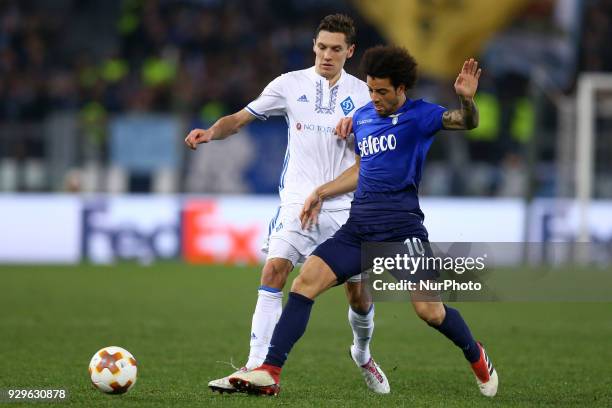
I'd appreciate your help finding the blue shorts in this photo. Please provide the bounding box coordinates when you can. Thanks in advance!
[312,215,430,284]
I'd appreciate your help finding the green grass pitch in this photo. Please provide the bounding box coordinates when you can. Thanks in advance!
[1,263,611,407]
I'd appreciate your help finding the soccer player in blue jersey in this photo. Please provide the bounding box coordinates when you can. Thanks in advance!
[230,45,498,397]
[186,15,389,395]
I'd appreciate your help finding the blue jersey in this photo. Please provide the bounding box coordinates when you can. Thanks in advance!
[351,98,447,223]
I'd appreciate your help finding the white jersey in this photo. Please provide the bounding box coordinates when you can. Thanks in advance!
[246,66,370,210]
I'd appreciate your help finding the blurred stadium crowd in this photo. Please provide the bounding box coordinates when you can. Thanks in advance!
[0,0,610,197]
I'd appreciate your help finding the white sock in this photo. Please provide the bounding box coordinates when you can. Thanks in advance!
[348,305,374,366]
[245,288,283,370]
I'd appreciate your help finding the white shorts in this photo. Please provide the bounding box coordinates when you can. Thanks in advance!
[261,204,364,283]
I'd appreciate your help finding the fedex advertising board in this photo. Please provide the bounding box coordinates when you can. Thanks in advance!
[0,195,611,264]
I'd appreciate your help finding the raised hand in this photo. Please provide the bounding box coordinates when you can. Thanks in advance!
[454,58,481,99]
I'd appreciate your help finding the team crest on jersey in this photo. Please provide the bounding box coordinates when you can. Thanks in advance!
[340,96,355,116]
[389,112,403,125]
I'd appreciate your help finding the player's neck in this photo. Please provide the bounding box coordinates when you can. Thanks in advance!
[327,72,341,87]
[316,68,342,87]
[388,94,407,115]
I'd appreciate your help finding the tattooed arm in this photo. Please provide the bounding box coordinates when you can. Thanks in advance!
[442,96,479,130]
[442,58,482,130]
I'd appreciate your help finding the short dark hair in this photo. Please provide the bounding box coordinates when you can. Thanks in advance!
[360,45,418,89]
[315,14,356,46]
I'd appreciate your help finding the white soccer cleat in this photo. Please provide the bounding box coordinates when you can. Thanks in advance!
[350,346,390,394]
[208,367,247,394]
[470,342,498,397]
[229,366,280,396]
[478,369,498,397]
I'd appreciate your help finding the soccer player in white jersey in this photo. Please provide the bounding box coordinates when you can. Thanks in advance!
[184,14,389,394]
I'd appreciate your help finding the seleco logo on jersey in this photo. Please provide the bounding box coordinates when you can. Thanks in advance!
[340,96,355,116]
[358,134,397,157]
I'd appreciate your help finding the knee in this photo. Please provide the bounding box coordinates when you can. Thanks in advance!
[261,259,293,289]
[290,256,337,299]
[291,271,312,293]
[414,303,446,326]
[290,264,321,297]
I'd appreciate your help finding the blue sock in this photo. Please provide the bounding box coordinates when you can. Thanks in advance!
[264,292,314,368]
[431,305,480,363]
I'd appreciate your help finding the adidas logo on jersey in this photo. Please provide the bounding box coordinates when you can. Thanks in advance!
[297,94,308,102]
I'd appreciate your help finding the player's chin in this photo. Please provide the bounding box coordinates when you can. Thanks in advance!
[320,64,335,72]
[374,106,386,115]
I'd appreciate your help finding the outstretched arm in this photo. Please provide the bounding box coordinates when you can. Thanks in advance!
[300,155,360,229]
[442,58,482,130]
[184,109,255,150]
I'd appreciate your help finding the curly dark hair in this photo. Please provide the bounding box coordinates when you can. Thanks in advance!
[360,45,418,89]
[315,14,356,46]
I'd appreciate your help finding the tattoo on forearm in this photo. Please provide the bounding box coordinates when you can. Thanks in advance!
[461,97,479,129]
[442,97,479,130]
